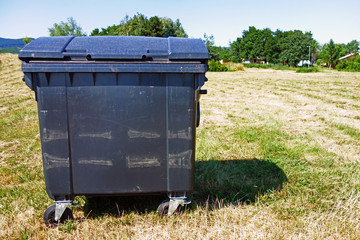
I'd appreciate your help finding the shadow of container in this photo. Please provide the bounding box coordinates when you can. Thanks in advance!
[82,158,286,217]
[194,159,287,204]
[83,194,167,217]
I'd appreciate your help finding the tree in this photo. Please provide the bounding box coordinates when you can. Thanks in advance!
[169,19,188,38]
[90,14,188,38]
[22,37,32,45]
[261,28,277,63]
[149,16,164,37]
[346,40,359,54]
[230,38,242,62]
[279,31,315,67]
[126,13,150,36]
[273,29,293,63]
[203,33,216,60]
[202,33,231,61]
[235,27,264,60]
[230,27,280,63]
[161,18,188,38]
[49,17,86,36]
[322,39,340,68]
[230,27,318,65]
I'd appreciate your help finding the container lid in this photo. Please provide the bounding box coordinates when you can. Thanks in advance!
[19,36,209,60]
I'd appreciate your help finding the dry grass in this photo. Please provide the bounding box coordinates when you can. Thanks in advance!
[1,53,360,239]
[227,62,245,71]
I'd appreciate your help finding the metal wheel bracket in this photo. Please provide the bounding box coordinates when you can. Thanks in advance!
[168,197,191,216]
[55,201,72,221]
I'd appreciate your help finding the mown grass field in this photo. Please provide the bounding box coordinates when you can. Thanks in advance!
[1,53,360,239]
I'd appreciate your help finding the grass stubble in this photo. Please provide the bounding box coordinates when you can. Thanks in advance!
[1,54,360,239]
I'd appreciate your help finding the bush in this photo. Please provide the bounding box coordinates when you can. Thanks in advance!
[208,60,228,72]
[243,63,294,71]
[336,56,360,72]
[296,66,320,73]
[316,59,324,65]
[243,63,321,72]
[228,63,244,71]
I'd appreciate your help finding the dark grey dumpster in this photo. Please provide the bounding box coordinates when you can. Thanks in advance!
[19,36,208,225]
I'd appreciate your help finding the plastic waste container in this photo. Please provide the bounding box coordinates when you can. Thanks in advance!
[19,36,208,225]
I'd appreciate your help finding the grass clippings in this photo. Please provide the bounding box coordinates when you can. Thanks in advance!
[1,54,360,239]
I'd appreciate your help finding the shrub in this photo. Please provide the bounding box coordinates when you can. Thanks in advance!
[228,63,244,71]
[336,55,360,72]
[296,66,320,73]
[316,59,323,65]
[208,60,228,72]
[244,63,294,71]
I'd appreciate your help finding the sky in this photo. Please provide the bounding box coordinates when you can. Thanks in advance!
[0,0,359,47]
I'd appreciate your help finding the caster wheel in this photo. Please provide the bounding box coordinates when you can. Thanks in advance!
[43,204,73,227]
[157,200,184,216]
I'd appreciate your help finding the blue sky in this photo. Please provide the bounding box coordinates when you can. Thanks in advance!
[0,0,359,47]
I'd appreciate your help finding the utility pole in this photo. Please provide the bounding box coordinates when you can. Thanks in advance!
[308,46,311,69]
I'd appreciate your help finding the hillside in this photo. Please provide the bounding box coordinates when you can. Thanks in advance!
[0,38,26,48]
[0,37,28,53]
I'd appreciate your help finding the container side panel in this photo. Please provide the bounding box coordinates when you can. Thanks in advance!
[37,87,71,199]
[167,73,195,192]
[68,85,167,194]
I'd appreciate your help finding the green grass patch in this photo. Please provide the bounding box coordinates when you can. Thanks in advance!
[195,122,360,218]
[335,123,360,140]
[244,63,294,71]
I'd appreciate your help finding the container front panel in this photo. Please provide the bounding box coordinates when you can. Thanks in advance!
[66,73,196,195]
[68,85,168,194]
[35,72,197,197]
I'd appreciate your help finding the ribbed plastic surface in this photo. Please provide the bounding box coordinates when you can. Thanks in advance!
[19,36,209,60]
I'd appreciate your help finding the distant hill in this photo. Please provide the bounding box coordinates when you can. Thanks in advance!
[0,38,26,48]
[0,37,32,54]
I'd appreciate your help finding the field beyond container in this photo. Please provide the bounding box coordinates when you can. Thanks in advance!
[1,53,360,239]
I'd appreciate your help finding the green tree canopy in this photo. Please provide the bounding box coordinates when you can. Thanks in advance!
[230,27,317,65]
[231,27,268,62]
[161,18,187,38]
[202,33,231,61]
[345,40,359,54]
[322,39,341,68]
[90,13,188,38]
[148,16,164,37]
[49,17,86,36]
[279,31,315,66]
[22,37,33,45]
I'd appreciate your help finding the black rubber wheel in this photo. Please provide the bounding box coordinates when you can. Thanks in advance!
[157,200,170,215]
[157,200,185,216]
[43,204,73,227]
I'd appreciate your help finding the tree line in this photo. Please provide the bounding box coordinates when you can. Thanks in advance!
[90,14,187,38]
[48,15,187,39]
[46,15,359,69]
[206,27,359,68]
